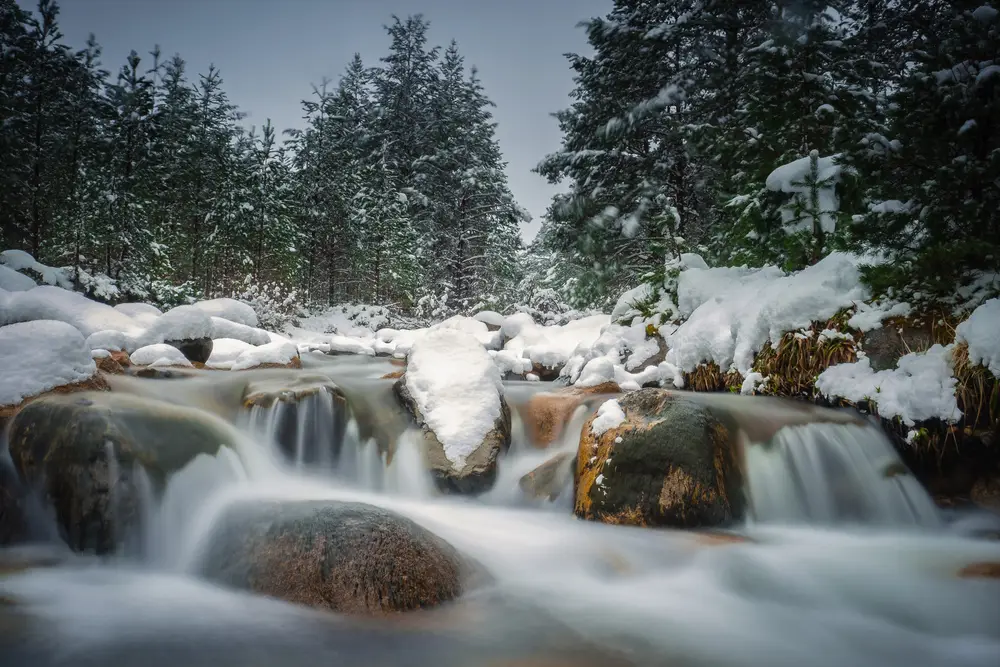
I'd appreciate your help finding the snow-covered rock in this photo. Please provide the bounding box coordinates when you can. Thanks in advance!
[432,315,502,350]
[326,335,376,356]
[230,340,299,371]
[210,316,270,346]
[85,330,128,353]
[191,298,258,328]
[472,310,504,329]
[591,399,626,436]
[0,264,36,291]
[397,329,510,494]
[113,302,163,328]
[205,338,256,370]
[153,305,214,342]
[130,344,193,368]
[815,344,960,426]
[0,249,72,288]
[0,320,98,406]
[956,298,1000,377]
[503,313,610,371]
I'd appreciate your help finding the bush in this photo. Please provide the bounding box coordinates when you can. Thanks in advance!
[235,276,300,331]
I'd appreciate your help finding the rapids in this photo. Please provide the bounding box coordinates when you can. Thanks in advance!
[2,353,999,667]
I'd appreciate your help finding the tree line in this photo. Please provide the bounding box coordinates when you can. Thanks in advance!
[530,0,999,309]
[0,1,525,311]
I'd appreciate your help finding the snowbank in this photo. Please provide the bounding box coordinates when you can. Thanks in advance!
[152,305,213,341]
[666,253,867,374]
[591,399,626,436]
[815,344,960,426]
[0,264,36,291]
[210,316,270,346]
[955,298,1000,377]
[503,313,610,370]
[230,340,299,371]
[0,285,146,347]
[405,329,504,467]
[0,249,72,288]
[0,320,97,405]
[191,298,258,328]
[295,304,390,338]
[130,344,193,368]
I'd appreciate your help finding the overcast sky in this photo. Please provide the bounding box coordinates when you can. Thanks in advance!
[44,0,611,242]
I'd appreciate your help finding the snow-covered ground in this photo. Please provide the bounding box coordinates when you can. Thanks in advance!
[2,248,999,436]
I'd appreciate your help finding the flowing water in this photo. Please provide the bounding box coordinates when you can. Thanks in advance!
[2,354,999,667]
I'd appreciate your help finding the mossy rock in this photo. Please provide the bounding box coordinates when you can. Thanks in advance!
[574,389,744,528]
[394,379,511,495]
[197,499,473,615]
[7,392,242,553]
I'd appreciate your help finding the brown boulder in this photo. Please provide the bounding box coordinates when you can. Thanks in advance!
[522,382,621,448]
[519,452,575,501]
[197,499,472,614]
[574,389,744,528]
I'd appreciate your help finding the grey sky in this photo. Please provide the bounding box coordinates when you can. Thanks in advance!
[47,0,611,242]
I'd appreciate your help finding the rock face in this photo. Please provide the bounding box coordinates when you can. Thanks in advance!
[164,336,213,364]
[395,379,511,494]
[862,324,934,371]
[522,382,621,448]
[519,452,575,501]
[198,499,470,614]
[574,389,744,528]
[7,392,241,553]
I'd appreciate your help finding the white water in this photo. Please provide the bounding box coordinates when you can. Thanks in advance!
[3,362,1000,667]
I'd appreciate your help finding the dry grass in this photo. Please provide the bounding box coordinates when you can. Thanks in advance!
[683,363,743,393]
[752,329,857,398]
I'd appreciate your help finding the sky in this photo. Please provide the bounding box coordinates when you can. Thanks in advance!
[43,0,612,243]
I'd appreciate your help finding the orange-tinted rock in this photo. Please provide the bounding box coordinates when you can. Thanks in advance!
[381,369,405,380]
[958,562,1000,579]
[522,383,621,448]
[96,354,124,374]
[0,374,110,421]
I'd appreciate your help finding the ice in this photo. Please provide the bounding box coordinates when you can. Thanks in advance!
[591,398,626,436]
[955,297,1000,377]
[404,329,504,467]
[0,320,97,406]
[130,344,193,367]
[815,344,960,426]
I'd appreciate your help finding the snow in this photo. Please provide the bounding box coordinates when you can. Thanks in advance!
[114,302,162,328]
[848,301,912,332]
[230,340,299,371]
[404,329,504,468]
[0,320,97,406]
[0,264,36,291]
[665,253,867,374]
[210,316,270,346]
[610,284,654,323]
[91,349,111,359]
[0,249,72,288]
[130,344,193,368]
[191,298,258,328]
[86,330,127,352]
[205,338,255,370]
[432,315,502,350]
[0,285,147,348]
[625,336,661,370]
[741,372,769,395]
[591,399,626,437]
[503,314,610,370]
[955,298,1000,377]
[976,64,1000,85]
[577,357,616,388]
[473,310,504,327]
[295,304,389,338]
[152,305,213,341]
[765,152,843,234]
[973,5,999,22]
[489,349,533,376]
[815,344,960,426]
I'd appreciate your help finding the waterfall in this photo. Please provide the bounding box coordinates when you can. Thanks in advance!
[745,421,942,527]
[245,388,346,470]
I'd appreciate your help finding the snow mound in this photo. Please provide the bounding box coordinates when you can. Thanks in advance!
[432,315,502,349]
[577,357,616,388]
[0,249,72,288]
[230,340,299,371]
[294,303,387,338]
[153,305,213,341]
[815,344,960,426]
[472,310,504,327]
[205,338,256,370]
[405,329,504,467]
[86,330,128,352]
[0,285,146,347]
[504,314,610,370]
[114,302,163,328]
[666,253,868,374]
[130,344,193,368]
[489,349,533,376]
[0,264,36,291]
[0,320,97,406]
[210,317,270,346]
[591,399,626,437]
[191,298,258,328]
[327,335,376,356]
[955,298,1000,377]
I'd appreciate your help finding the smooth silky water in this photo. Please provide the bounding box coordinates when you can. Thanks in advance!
[2,353,999,667]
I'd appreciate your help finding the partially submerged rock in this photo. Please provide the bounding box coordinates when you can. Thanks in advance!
[519,452,575,501]
[394,329,512,495]
[521,382,621,448]
[7,392,242,553]
[574,389,744,528]
[197,499,471,614]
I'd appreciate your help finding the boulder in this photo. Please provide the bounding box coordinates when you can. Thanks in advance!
[519,452,575,501]
[574,389,744,528]
[971,471,1000,512]
[530,362,562,382]
[197,499,471,614]
[862,323,934,372]
[95,353,124,374]
[164,336,213,364]
[7,392,242,553]
[242,373,348,466]
[522,382,621,448]
[395,380,511,494]
[0,459,28,546]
